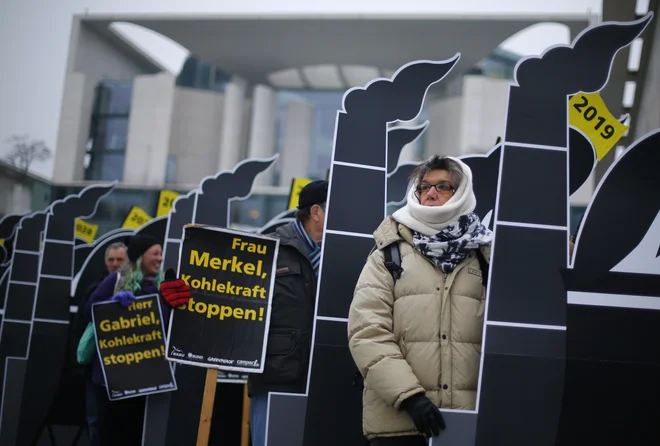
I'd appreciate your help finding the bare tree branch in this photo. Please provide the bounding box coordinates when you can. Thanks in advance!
[3,134,52,173]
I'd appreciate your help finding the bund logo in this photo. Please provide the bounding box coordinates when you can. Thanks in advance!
[170,346,185,358]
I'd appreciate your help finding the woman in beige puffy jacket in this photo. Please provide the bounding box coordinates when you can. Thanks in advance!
[348,155,493,446]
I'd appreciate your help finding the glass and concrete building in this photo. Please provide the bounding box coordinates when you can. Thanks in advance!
[48,8,654,235]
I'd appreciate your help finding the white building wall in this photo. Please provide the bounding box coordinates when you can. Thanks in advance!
[169,86,225,184]
[239,100,252,162]
[217,81,246,172]
[73,22,148,82]
[248,85,277,186]
[460,76,510,154]
[52,73,93,183]
[633,17,660,140]
[280,101,314,186]
[123,72,176,186]
[54,19,157,183]
[426,96,463,158]
[0,178,32,216]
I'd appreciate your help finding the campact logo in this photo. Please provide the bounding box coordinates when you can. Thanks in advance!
[188,352,204,360]
[236,359,260,367]
[170,346,185,358]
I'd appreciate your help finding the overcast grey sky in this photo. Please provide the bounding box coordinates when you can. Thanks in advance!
[0,0,602,178]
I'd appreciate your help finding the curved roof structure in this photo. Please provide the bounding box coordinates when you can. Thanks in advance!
[82,14,589,89]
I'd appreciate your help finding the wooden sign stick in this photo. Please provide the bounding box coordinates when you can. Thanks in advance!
[241,383,251,446]
[196,369,219,446]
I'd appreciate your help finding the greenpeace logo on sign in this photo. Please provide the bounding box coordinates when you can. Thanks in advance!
[170,346,185,358]
[208,357,234,365]
[236,359,260,367]
[188,353,204,360]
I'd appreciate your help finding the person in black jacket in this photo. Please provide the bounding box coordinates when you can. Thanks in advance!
[248,180,328,446]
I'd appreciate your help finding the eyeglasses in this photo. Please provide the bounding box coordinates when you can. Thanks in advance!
[416,182,456,195]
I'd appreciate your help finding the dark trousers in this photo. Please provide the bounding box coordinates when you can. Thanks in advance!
[85,375,100,445]
[94,385,145,446]
[370,436,427,446]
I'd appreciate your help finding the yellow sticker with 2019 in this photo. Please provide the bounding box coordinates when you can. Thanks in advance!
[569,93,628,161]
[157,190,180,217]
[122,207,153,229]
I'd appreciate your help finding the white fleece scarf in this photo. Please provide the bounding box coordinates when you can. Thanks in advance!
[392,157,478,236]
[392,156,492,272]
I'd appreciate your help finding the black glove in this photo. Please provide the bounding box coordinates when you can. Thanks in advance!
[400,393,446,437]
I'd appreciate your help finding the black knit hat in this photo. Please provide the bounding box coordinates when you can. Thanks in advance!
[127,234,161,263]
[298,180,328,209]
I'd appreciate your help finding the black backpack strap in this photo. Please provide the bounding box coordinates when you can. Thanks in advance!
[475,248,489,290]
[383,243,403,284]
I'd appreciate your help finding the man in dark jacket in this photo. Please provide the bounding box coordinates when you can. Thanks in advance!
[248,180,328,446]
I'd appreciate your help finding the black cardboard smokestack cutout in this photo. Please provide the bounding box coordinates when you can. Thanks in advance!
[259,57,460,446]
[558,129,660,445]
[0,183,115,446]
[386,123,429,206]
[258,14,651,446]
[142,156,278,446]
[0,214,24,266]
[456,127,597,231]
[256,209,297,235]
[473,14,651,446]
[0,210,47,445]
[0,214,25,313]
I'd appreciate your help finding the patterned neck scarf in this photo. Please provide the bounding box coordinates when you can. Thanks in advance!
[412,213,493,273]
[293,219,321,276]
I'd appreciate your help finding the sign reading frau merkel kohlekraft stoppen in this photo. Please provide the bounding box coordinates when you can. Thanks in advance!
[166,225,279,373]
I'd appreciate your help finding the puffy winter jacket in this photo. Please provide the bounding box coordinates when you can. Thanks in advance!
[348,216,490,439]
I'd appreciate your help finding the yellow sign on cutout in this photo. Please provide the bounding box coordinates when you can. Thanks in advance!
[122,207,153,229]
[287,178,313,210]
[569,92,628,161]
[75,219,98,244]
[157,190,181,217]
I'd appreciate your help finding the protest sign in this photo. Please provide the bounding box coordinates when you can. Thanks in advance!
[75,218,98,244]
[92,294,177,400]
[218,371,249,384]
[287,178,312,210]
[157,189,181,217]
[122,206,153,229]
[166,225,279,373]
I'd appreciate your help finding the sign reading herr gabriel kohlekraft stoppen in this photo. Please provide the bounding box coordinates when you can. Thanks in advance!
[92,294,177,401]
[166,225,279,373]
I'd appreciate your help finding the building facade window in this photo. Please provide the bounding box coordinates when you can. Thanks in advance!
[176,55,231,93]
[274,90,344,180]
[85,80,133,182]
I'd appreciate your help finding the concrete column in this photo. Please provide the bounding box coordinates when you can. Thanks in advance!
[169,87,224,184]
[425,97,463,158]
[123,72,176,187]
[280,101,314,186]
[248,84,277,186]
[218,81,246,172]
[53,72,94,182]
